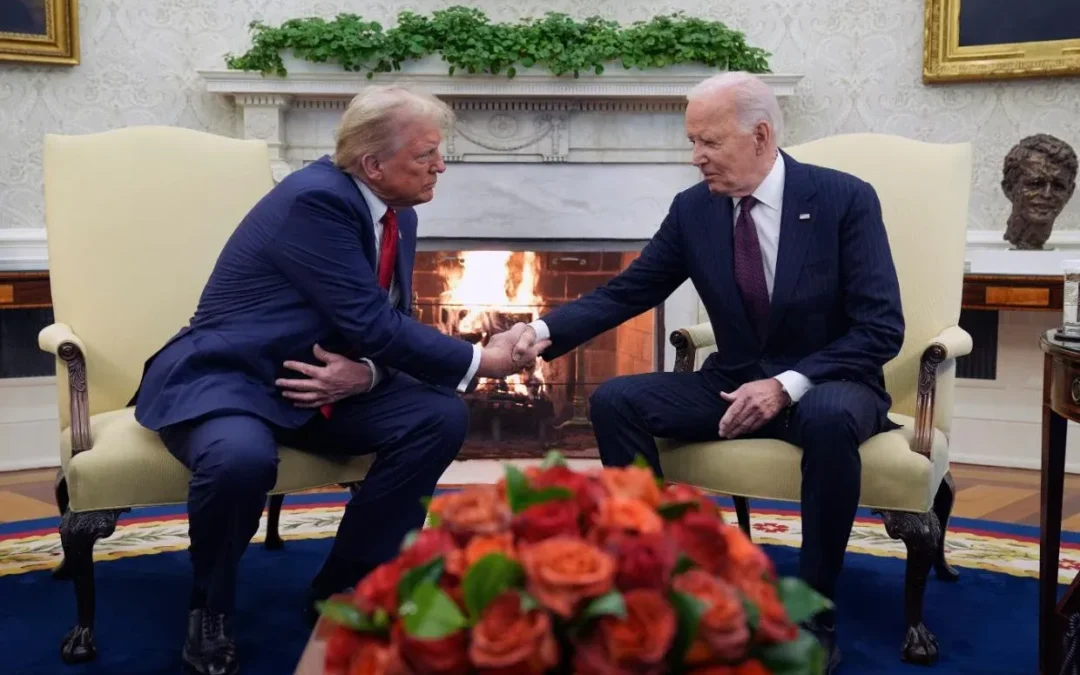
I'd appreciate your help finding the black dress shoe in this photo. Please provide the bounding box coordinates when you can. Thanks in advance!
[182,608,239,675]
[802,615,842,674]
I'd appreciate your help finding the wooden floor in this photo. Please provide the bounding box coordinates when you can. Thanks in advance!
[1,463,1077,528]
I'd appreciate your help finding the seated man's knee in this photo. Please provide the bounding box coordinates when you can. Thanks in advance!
[798,404,860,445]
[588,376,635,421]
[202,438,278,494]
[422,394,470,452]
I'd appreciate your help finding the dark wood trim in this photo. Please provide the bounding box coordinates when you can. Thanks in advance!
[0,271,51,310]
[962,273,1062,312]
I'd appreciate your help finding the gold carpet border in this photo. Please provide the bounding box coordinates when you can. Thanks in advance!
[1,507,1073,583]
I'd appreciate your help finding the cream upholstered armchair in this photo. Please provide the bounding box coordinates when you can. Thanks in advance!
[39,127,373,664]
[657,134,973,666]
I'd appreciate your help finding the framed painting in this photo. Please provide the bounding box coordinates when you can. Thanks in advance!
[924,0,1080,83]
[0,0,78,66]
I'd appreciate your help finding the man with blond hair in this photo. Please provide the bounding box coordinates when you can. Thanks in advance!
[511,71,904,672]
[132,86,545,675]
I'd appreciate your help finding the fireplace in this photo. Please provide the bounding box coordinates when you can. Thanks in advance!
[412,247,660,458]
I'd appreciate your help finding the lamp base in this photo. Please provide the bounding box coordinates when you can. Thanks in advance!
[1055,324,1080,342]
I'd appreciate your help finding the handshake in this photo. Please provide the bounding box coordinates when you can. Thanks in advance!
[475,323,549,379]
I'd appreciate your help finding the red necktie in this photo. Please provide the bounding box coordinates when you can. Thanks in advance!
[320,208,398,419]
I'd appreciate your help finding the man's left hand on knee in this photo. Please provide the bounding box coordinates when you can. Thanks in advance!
[719,378,791,438]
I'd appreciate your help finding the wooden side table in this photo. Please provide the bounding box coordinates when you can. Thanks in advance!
[1039,330,1080,674]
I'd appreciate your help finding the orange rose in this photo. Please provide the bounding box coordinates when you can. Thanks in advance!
[668,511,730,576]
[521,536,616,618]
[591,497,664,546]
[445,532,516,578]
[573,589,676,675]
[469,592,559,674]
[428,486,511,542]
[718,526,775,584]
[672,569,750,663]
[512,498,582,543]
[600,466,662,507]
[392,622,471,675]
[685,662,768,675]
[740,580,798,644]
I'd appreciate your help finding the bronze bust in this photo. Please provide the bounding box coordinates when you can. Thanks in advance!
[1001,134,1077,250]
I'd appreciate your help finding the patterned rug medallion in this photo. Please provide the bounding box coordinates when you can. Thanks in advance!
[0,491,1069,674]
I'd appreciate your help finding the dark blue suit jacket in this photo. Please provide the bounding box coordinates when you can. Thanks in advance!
[133,156,474,432]
[541,152,905,415]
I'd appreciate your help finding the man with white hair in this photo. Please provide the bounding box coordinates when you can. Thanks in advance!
[511,71,904,671]
[132,86,547,675]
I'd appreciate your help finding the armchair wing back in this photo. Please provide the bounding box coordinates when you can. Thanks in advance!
[784,134,972,433]
[42,126,274,428]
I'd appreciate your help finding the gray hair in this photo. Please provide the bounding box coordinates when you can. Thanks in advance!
[334,85,454,171]
[687,72,783,144]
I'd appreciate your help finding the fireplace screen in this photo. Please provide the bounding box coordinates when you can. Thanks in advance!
[412,250,658,458]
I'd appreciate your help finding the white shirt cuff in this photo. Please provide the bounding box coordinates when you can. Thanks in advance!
[457,344,483,393]
[358,358,381,392]
[774,370,812,404]
[529,319,550,342]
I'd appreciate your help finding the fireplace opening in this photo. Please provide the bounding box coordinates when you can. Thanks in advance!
[412,249,659,459]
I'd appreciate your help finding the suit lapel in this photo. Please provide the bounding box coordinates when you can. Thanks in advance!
[766,152,817,339]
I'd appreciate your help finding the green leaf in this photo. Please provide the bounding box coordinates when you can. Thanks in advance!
[462,553,525,621]
[632,454,652,469]
[673,554,696,575]
[667,590,706,671]
[398,556,445,604]
[399,580,468,639]
[503,464,572,513]
[540,449,568,469]
[741,595,760,635]
[316,599,377,632]
[516,589,540,612]
[754,628,827,675]
[582,591,626,620]
[657,501,697,520]
[776,578,834,626]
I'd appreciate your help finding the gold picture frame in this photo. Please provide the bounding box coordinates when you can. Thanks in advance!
[0,0,79,66]
[923,0,1080,83]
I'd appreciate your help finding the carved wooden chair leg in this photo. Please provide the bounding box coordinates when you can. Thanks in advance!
[52,474,72,580]
[932,471,959,582]
[733,496,752,538]
[875,508,942,665]
[264,494,286,550]
[58,508,125,664]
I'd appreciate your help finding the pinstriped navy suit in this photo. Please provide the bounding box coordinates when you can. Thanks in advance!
[538,150,905,599]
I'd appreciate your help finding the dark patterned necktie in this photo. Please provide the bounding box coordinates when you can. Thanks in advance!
[733,196,770,340]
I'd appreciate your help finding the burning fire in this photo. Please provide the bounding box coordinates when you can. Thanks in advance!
[435,251,546,397]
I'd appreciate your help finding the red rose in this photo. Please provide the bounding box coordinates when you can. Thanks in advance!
[740,580,798,644]
[684,663,769,675]
[353,560,403,616]
[324,625,369,674]
[573,589,676,675]
[660,482,720,518]
[392,622,471,675]
[527,465,608,517]
[605,532,676,591]
[668,511,730,576]
[398,528,458,570]
[512,498,582,543]
[469,592,560,674]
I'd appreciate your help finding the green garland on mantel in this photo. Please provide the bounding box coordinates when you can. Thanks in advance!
[224,6,771,79]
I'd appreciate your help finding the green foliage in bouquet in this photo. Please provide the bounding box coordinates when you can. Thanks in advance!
[224,7,771,79]
[317,451,830,675]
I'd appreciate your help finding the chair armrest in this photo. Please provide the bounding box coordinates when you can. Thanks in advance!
[670,322,716,373]
[38,323,92,453]
[913,325,972,457]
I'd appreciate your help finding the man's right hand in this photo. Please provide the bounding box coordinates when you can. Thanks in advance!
[477,323,550,378]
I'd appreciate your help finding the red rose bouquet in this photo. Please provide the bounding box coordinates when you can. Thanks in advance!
[317,452,831,675]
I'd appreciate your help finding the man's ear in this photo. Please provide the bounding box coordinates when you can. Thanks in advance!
[358,154,381,181]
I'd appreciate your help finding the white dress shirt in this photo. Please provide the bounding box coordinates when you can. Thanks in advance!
[530,153,813,404]
[353,178,482,393]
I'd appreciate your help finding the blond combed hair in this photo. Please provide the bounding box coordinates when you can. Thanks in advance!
[333,85,454,172]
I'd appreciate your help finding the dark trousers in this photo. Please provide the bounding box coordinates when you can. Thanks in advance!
[588,367,885,601]
[159,372,468,615]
